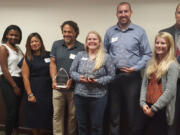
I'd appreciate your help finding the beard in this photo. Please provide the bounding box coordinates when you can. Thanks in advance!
[118,18,131,28]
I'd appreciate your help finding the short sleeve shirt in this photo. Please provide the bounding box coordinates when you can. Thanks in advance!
[50,40,84,74]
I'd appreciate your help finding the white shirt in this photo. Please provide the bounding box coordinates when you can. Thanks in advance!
[0,44,23,77]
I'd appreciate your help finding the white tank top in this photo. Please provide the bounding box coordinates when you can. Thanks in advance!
[0,44,23,77]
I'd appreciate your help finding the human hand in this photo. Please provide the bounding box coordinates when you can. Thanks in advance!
[146,108,155,117]
[28,95,36,103]
[120,67,135,73]
[66,78,72,89]
[52,80,60,90]
[13,85,21,96]
[142,104,155,117]
[87,77,97,83]
[80,75,88,83]
[142,104,150,114]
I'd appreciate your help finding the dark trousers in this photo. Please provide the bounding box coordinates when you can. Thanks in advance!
[0,76,23,135]
[109,71,142,135]
[134,105,168,135]
[74,94,108,135]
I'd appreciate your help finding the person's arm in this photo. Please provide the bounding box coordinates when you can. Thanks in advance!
[70,52,89,83]
[50,57,58,89]
[69,52,82,82]
[104,31,110,53]
[0,45,21,96]
[21,59,36,103]
[133,31,152,71]
[139,70,155,117]
[151,62,179,112]
[139,71,148,107]
[95,55,115,85]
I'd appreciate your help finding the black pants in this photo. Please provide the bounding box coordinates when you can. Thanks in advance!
[0,76,24,135]
[109,71,142,135]
[134,104,168,135]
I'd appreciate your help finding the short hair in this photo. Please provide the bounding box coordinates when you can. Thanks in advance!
[60,20,79,38]
[2,24,22,44]
[117,2,132,11]
[176,3,180,13]
[25,32,46,61]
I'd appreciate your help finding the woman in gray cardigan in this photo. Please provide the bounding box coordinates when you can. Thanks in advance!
[139,32,179,135]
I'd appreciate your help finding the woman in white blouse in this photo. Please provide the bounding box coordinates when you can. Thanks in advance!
[0,25,24,135]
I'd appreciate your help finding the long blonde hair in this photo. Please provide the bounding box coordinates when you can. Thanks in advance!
[84,31,105,71]
[146,32,177,80]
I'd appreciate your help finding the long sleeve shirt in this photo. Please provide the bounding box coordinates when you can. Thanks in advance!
[104,23,152,71]
[70,51,115,98]
[140,62,179,125]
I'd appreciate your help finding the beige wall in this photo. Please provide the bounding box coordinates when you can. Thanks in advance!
[0,0,179,52]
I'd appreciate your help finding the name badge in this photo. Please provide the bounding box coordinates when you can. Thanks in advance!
[69,53,76,59]
[111,37,118,43]
[81,57,88,61]
[44,58,50,63]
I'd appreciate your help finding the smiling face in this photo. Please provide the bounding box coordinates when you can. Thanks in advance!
[155,37,168,58]
[62,24,76,45]
[6,29,20,45]
[30,36,41,53]
[116,3,132,28]
[86,33,100,51]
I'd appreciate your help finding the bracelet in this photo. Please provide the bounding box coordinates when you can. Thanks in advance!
[28,93,34,98]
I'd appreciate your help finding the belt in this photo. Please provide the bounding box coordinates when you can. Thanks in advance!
[115,69,140,75]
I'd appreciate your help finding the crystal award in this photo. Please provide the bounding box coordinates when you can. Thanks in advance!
[55,68,69,88]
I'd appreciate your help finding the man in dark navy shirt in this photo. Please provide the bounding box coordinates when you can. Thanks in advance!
[50,20,83,135]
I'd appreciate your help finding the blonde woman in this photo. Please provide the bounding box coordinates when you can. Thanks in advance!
[70,31,115,135]
[139,32,179,135]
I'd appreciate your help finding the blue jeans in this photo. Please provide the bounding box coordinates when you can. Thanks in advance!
[74,94,108,135]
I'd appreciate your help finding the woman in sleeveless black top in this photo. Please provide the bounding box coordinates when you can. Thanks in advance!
[21,33,53,135]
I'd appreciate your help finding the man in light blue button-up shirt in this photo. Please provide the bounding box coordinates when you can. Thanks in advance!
[104,2,152,135]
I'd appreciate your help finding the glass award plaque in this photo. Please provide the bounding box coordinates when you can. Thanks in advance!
[55,68,69,88]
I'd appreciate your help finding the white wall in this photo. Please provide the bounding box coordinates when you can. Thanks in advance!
[0,0,179,52]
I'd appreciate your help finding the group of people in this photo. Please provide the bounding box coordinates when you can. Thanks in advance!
[0,1,180,135]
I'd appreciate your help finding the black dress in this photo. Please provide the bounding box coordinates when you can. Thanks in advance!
[24,52,52,129]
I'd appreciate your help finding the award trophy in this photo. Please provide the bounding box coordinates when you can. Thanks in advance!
[55,68,69,88]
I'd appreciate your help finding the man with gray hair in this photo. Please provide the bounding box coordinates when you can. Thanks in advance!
[50,20,84,135]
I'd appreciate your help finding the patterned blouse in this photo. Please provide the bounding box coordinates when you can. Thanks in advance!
[146,73,163,104]
[70,51,115,98]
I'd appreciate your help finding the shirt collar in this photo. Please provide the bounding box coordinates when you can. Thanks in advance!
[114,22,134,32]
[62,40,78,50]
